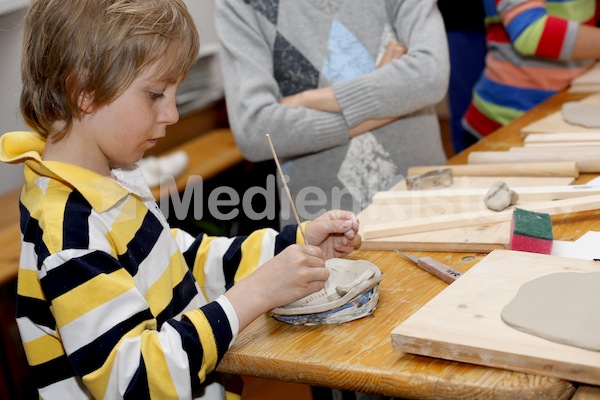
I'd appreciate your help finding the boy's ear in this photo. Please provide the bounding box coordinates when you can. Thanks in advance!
[78,89,96,114]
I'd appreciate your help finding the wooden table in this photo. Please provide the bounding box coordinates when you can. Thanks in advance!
[215,90,600,399]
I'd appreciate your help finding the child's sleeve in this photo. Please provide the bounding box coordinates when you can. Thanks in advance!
[495,0,589,60]
[173,224,300,300]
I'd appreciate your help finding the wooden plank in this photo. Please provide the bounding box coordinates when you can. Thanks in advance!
[524,141,600,147]
[524,132,600,145]
[510,146,600,153]
[390,176,575,191]
[407,162,578,178]
[391,250,600,386]
[363,194,600,240]
[467,151,600,173]
[358,204,511,252]
[372,185,600,206]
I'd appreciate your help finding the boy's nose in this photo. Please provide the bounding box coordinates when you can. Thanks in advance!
[163,99,180,125]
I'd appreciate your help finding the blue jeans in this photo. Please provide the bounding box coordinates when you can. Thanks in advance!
[446,30,486,153]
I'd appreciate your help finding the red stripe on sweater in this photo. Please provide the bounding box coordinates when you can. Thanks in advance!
[464,103,503,137]
[535,17,568,59]
[486,23,510,43]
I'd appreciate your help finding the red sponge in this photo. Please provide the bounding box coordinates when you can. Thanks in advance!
[509,208,553,254]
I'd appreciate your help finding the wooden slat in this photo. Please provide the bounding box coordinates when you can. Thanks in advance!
[372,185,600,206]
[468,151,600,173]
[524,132,600,144]
[363,194,600,240]
[407,162,579,178]
[510,146,600,153]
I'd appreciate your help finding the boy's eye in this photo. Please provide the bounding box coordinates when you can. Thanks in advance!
[149,91,165,99]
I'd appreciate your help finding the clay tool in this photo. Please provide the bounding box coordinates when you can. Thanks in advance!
[395,250,461,284]
[266,134,308,244]
[405,167,453,190]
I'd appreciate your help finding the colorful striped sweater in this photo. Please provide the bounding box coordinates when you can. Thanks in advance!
[0,131,301,399]
[463,0,598,138]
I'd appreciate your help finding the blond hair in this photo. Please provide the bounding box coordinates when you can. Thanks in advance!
[20,0,200,141]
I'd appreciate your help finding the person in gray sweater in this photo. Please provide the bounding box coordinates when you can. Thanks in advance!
[216,0,449,227]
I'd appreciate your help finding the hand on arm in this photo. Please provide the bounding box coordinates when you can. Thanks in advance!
[278,40,407,134]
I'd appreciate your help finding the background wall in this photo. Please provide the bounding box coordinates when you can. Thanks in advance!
[0,0,218,195]
[0,8,28,195]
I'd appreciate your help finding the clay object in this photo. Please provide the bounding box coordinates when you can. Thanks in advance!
[562,102,600,128]
[271,258,382,316]
[501,271,600,351]
[484,181,519,211]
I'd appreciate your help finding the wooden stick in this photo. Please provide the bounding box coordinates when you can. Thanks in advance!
[363,194,600,240]
[467,151,600,173]
[266,134,308,244]
[524,132,600,144]
[407,162,579,178]
[510,146,600,153]
[372,184,600,205]
[525,141,600,148]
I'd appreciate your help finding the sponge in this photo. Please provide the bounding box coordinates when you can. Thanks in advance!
[509,208,553,254]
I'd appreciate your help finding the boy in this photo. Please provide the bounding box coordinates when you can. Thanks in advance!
[0,0,361,398]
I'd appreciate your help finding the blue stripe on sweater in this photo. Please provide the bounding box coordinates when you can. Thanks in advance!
[476,75,556,112]
[70,308,155,376]
[118,210,163,276]
[62,191,91,250]
[275,224,297,254]
[167,318,204,391]
[41,250,122,301]
[200,301,233,364]
[124,355,151,400]
[16,294,55,329]
[30,353,76,389]
[223,236,246,290]
[155,270,199,327]
[20,202,50,269]
[505,7,547,41]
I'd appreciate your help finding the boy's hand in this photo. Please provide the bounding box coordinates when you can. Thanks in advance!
[225,244,329,330]
[305,210,361,259]
[377,39,407,68]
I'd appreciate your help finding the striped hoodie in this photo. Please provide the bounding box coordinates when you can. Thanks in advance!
[0,131,301,399]
[463,0,598,138]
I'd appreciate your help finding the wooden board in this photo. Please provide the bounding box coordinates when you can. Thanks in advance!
[521,92,600,135]
[391,249,600,386]
[358,176,574,252]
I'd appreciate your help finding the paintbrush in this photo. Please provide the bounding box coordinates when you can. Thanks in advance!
[266,134,308,245]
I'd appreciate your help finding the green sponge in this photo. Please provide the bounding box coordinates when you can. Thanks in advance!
[509,208,553,254]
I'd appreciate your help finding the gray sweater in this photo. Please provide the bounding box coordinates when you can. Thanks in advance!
[216,0,449,225]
